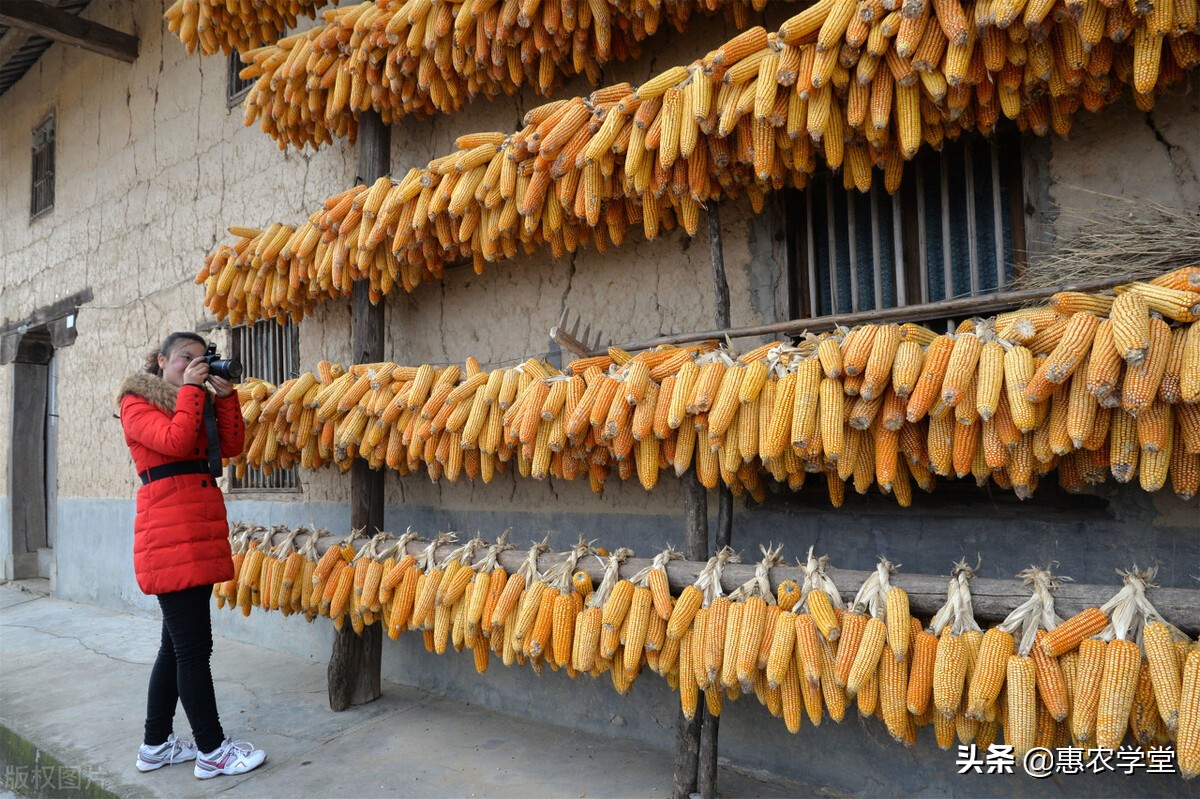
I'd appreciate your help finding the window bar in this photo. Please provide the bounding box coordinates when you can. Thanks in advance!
[991,143,1006,290]
[892,189,907,307]
[291,323,298,375]
[249,330,257,392]
[939,149,953,301]
[30,148,37,216]
[870,181,883,310]
[806,191,819,317]
[32,146,42,216]
[826,178,840,314]
[847,190,860,312]
[964,139,980,297]
[916,163,929,304]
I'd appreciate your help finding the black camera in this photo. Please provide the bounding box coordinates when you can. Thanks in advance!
[203,343,243,382]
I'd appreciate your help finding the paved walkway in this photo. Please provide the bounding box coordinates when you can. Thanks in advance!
[0,582,813,799]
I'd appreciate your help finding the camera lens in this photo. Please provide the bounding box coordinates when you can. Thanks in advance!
[210,358,243,382]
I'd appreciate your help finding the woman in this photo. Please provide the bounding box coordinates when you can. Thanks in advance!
[117,331,266,780]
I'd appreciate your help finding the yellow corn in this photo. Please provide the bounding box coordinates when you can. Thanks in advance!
[1110,291,1152,366]
[934,631,966,717]
[1178,649,1199,779]
[847,617,887,698]
[1041,607,1109,657]
[885,587,911,663]
[1007,655,1037,760]
[966,628,1014,720]
[907,630,939,716]
[1122,317,1171,417]
[1095,639,1142,750]
[1142,621,1181,732]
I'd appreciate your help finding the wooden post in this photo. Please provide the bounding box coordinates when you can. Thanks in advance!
[700,202,734,799]
[707,201,734,557]
[697,709,720,799]
[708,204,731,331]
[328,110,389,712]
[671,467,709,799]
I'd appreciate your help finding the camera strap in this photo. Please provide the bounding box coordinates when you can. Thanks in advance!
[203,394,223,479]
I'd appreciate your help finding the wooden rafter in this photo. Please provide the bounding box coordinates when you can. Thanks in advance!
[0,1,136,64]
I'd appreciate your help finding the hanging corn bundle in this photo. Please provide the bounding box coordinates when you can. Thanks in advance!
[164,0,334,55]
[166,0,769,59]
[926,559,986,749]
[218,527,1199,768]
[235,0,767,149]
[197,0,1200,324]
[1082,567,1194,754]
[224,270,1200,505]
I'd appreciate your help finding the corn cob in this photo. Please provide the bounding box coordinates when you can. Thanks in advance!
[1110,291,1152,366]
[1095,638,1142,750]
[1180,649,1199,780]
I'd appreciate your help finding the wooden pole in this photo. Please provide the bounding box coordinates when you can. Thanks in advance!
[591,273,1139,355]
[671,467,709,799]
[328,110,389,712]
[699,202,733,799]
[698,710,719,799]
[708,205,732,332]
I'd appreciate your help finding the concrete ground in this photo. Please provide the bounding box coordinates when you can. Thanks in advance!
[0,581,816,799]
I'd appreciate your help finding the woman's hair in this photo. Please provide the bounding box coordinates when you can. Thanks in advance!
[144,331,207,375]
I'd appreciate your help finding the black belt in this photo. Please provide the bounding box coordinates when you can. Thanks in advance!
[139,459,211,485]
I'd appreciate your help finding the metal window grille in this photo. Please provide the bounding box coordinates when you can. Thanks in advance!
[229,320,300,491]
[785,130,1026,330]
[30,113,55,220]
[227,49,255,105]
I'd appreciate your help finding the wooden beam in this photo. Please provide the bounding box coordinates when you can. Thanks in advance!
[328,109,390,712]
[0,1,137,64]
[604,273,1138,354]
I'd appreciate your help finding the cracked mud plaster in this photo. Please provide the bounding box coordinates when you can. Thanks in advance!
[1046,91,1200,245]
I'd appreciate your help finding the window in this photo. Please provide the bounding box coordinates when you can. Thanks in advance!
[227,49,255,106]
[784,129,1026,330]
[30,112,55,220]
[229,319,300,491]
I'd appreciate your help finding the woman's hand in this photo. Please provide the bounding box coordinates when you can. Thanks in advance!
[208,374,235,398]
[182,356,210,387]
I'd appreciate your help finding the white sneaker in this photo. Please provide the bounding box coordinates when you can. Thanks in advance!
[193,738,266,780]
[136,734,198,772]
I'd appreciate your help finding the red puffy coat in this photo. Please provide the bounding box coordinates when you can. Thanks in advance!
[118,372,245,595]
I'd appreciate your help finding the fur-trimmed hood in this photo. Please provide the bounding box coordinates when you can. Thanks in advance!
[116,372,183,415]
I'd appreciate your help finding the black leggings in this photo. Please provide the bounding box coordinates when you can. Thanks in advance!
[144,584,225,753]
